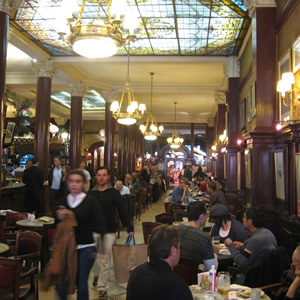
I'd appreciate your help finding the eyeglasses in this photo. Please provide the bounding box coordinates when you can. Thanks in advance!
[291,263,300,272]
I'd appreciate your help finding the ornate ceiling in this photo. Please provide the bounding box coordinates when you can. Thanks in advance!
[10,0,250,56]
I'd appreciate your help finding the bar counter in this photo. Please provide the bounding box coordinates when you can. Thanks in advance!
[1,182,26,211]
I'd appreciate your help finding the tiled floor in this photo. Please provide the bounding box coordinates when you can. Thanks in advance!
[39,191,170,300]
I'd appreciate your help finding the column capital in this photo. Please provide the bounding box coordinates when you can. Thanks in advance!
[215,92,226,104]
[102,89,118,104]
[69,82,84,97]
[244,0,276,17]
[224,57,240,78]
[0,0,22,16]
[32,60,56,78]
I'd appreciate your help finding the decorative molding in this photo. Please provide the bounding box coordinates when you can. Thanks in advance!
[7,26,13,40]
[0,0,22,16]
[215,92,226,104]
[32,60,57,78]
[244,0,276,17]
[225,57,240,78]
[69,82,84,97]
[101,89,118,103]
[275,0,298,33]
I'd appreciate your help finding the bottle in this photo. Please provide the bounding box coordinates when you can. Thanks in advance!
[209,265,216,291]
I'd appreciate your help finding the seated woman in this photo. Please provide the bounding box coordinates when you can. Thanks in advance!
[210,204,248,243]
[285,245,300,300]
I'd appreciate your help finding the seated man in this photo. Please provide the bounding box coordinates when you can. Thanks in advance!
[126,225,193,300]
[171,177,190,204]
[206,181,226,206]
[178,201,217,270]
[285,245,300,300]
[224,207,277,270]
[114,180,130,195]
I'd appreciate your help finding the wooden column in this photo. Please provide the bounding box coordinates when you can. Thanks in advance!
[191,123,194,158]
[69,83,83,169]
[104,102,115,184]
[32,61,56,178]
[0,8,9,195]
[127,125,133,174]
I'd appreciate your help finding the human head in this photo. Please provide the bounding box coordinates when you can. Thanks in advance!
[210,204,231,227]
[125,173,131,181]
[179,177,189,189]
[115,180,123,191]
[53,156,62,168]
[79,159,87,169]
[206,176,212,182]
[95,166,111,186]
[67,169,86,194]
[243,207,264,230]
[214,177,220,184]
[62,165,71,176]
[31,157,38,165]
[207,181,216,193]
[148,225,180,267]
[292,246,300,277]
[187,201,207,226]
[13,161,20,168]
[25,160,32,168]
[132,172,137,179]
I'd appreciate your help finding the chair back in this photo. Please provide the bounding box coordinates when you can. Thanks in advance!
[173,256,198,285]
[245,246,291,287]
[142,222,161,244]
[0,257,22,299]
[0,222,5,243]
[155,212,175,224]
[164,202,172,212]
[6,212,29,227]
[173,209,188,221]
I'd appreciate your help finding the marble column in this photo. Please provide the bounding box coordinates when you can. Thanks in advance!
[69,83,84,169]
[0,0,21,195]
[32,60,56,178]
[118,124,125,177]
[190,123,194,158]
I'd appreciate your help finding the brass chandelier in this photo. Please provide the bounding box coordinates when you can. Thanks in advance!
[110,51,146,125]
[139,73,164,141]
[167,102,184,149]
[59,0,139,58]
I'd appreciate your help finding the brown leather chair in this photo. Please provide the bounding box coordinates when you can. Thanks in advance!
[142,222,162,244]
[131,189,142,221]
[6,212,29,231]
[174,256,198,285]
[0,257,38,299]
[155,213,175,224]
[173,209,188,221]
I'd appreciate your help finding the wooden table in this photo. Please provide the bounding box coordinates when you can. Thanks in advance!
[0,243,9,256]
[190,284,271,300]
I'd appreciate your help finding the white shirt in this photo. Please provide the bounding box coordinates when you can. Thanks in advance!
[51,166,62,190]
[120,185,130,196]
[12,167,24,176]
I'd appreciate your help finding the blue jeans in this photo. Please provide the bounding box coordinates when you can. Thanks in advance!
[56,246,96,300]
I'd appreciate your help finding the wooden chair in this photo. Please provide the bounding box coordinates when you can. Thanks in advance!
[174,256,198,285]
[155,213,175,225]
[0,221,5,243]
[139,188,148,213]
[142,222,161,244]
[164,202,172,213]
[173,209,188,221]
[0,257,38,299]
[146,185,153,209]
[131,189,142,221]
[6,212,29,231]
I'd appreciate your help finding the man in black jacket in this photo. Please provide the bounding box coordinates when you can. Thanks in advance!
[89,166,134,298]
[22,157,44,216]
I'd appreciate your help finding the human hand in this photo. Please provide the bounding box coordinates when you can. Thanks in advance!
[56,209,68,220]
[233,241,244,249]
[213,244,219,254]
[224,238,233,246]
[286,276,300,298]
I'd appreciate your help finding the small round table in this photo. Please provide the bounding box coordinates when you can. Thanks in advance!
[0,243,9,256]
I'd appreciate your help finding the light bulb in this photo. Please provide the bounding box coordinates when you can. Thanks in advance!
[159,126,164,132]
[131,101,138,110]
[139,104,146,113]
[110,101,119,112]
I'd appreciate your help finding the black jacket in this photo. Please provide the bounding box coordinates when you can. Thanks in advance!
[126,258,193,300]
[48,167,63,190]
[89,184,134,234]
[23,165,44,192]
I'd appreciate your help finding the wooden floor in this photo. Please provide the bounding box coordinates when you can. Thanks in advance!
[39,190,170,300]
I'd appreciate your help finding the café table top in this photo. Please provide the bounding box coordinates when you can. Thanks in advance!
[16,219,54,228]
[0,243,9,254]
[190,284,271,300]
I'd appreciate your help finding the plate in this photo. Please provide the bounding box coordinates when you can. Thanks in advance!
[219,248,231,256]
[239,289,264,298]
[219,243,226,248]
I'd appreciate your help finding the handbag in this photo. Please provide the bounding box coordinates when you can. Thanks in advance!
[112,236,148,284]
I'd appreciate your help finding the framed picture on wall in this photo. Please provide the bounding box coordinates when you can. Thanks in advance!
[293,36,300,73]
[274,151,285,201]
[279,50,292,121]
[245,149,251,189]
[247,93,252,122]
[4,122,15,145]
[251,83,256,118]
[240,98,246,130]
[296,153,300,217]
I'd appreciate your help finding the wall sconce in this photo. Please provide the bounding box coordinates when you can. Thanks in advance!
[219,129,228,145]
[277,72,300,106]
[211,145,217,151]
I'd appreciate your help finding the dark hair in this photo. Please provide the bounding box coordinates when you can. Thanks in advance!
[63,164,71,174]
[67,169,87,183]
[207,181,216,191]
[96,166,111,175]
[187,201,206,221]
[13,161,20,167]
[54,156,62,161]
[148,225,179,259]
[179,177,189,184]
[213,214,232,228]
[214,177,220,183]
[206,176,212,182]
[31,157,38,165]
[245,207,264,228]
[79,159,87,164]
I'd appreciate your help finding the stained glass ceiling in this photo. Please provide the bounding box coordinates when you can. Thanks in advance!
[10,0,250,56]
[51,90,105,110]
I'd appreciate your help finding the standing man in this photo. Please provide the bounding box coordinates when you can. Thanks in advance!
[79,159,91,191]
[141,164,151,184]
[23,157,44,216]
[184,164,192,181]
[48,156,63,203]
[89,167,134,298]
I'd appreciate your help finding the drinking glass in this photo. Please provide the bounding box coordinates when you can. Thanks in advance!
[217,272,230,299]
